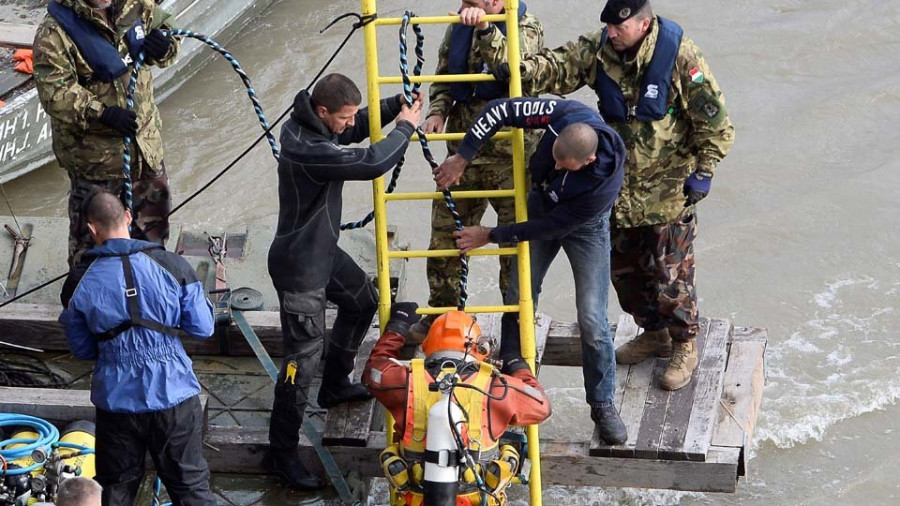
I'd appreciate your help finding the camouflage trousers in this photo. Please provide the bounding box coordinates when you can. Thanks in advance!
[610,215,699,341]
[67,160,172,268]
[426,160,520,309]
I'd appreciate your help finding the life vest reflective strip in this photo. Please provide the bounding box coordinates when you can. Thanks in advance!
[594,16,683,122]
[47,1,146,83]
[447,2,527,103]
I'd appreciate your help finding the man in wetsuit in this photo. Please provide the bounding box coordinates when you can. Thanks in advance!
[265,73,422,488]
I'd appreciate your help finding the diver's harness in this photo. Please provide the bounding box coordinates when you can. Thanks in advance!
[380,359,522,506]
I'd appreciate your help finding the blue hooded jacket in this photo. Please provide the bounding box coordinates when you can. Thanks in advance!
[59,239,214,413]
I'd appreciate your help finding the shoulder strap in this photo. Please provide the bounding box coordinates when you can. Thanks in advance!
[94,255,181,342]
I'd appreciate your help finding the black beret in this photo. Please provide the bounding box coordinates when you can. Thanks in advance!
[600,0,648,24]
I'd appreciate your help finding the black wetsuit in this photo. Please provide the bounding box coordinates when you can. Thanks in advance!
[267,89,414,450]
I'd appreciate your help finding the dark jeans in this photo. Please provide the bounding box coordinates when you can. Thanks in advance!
[269,247,378,449]
[95,395,214,506]
[501,194,615,405]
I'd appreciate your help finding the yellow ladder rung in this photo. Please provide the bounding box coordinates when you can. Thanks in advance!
[412,131,512,142]
[389,247,517,259]
[417,304,520,315]
[379,74,495,85]
[384,189,515,202]
[373,14,507,26]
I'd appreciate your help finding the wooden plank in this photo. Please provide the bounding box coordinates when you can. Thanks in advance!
[0,386,94,422]
[322,327,380,447]
[592,315,654,457]
[631,355,671,459]
[712,329,767,476]
[654,320,711,460]
[0,23,36,47]
[0,387,208,427]
[204,427,741,492]
[676,319,731,461]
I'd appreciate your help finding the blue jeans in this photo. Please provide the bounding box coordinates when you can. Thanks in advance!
[500,196,615,406]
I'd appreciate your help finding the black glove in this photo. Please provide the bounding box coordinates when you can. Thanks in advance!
[384,302,420,338]
[491,62,511,82]
[99,106,138,138]
[683,169,713,207]
[143,29,173,60]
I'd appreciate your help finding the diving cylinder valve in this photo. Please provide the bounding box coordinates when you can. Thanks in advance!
[423,388,463,506]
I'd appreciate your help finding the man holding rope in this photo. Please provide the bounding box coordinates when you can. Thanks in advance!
[33,0,180,268]
[266,73,422,489]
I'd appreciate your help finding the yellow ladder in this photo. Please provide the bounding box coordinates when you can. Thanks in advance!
[360,0,542,503]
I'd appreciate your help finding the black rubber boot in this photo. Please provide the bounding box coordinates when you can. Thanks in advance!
[591,402,627,445]
[316,347,373,409]
[264,447,324,490]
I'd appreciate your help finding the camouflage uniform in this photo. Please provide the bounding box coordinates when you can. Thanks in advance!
[425,12,544,311]
[477,16,735,340]
[32,0,179,267]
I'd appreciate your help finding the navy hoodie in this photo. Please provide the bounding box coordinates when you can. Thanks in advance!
[456,98,625,243]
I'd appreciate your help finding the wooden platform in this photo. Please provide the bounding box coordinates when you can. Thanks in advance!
[0,312,765,493]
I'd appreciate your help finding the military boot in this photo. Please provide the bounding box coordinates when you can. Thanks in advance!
[615,329,673,365]
[590,402,627,445]
[264,447,324,490]
[317,347,373,408]
[660,339,699,391]
[408,314,436,345]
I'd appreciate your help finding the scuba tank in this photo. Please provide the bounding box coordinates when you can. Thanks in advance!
[57,420,96,479]
[422,388,462,506]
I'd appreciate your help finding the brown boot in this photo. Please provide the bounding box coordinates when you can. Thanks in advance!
[615,329,673,365]
[660,340,699,391]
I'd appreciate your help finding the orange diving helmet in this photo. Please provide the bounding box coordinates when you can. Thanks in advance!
[422,310,492,362]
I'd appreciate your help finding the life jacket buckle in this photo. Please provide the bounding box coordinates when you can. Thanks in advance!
[626,104,637,122]
[125,288,138,298]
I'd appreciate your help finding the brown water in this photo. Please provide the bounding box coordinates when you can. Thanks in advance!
[4,0,900,503]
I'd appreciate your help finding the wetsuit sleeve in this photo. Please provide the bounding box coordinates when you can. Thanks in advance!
[178,264,215,339]
[489,369,551,432]
[427,26,454,120]
[676,38,735,174]
[32,23,105,129]
[455,97,567,161]
[477,28,599,96]
[337,95,405,145]
[363,330,410,425]
[58,270,97,360]
[299,122,416,181]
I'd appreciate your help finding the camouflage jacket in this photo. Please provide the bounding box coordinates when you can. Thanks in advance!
[33,0,179,180]
[428,12,544,164]
[477,16,735,227]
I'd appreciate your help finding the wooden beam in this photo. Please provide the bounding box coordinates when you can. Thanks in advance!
[675,319,730,460]
[0,304,573,362]
[711,327,767,476]
[0,23,36,47]
[0,386,208,427]
[204,427,741,492]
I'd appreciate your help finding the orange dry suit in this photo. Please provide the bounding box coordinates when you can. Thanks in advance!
[363,329,551,505]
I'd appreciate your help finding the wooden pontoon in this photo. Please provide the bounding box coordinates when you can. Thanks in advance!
[0,218,765,494]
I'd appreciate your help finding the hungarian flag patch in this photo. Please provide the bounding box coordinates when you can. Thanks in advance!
[689,67,704,83]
